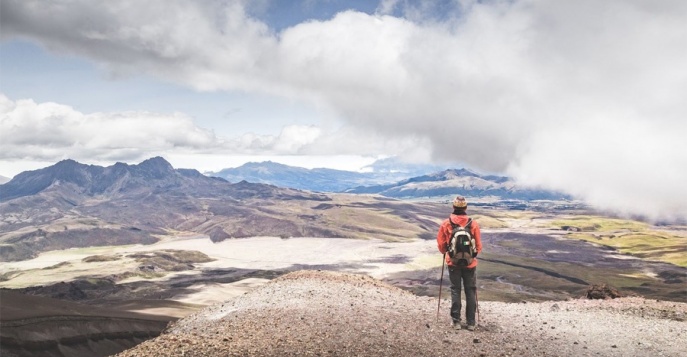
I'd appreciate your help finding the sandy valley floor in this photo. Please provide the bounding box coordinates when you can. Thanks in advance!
[0,234,443,316]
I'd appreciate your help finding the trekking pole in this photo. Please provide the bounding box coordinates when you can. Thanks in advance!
[475,285,480,326]
[436,252,446,322]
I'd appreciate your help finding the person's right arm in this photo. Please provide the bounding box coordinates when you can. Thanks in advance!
[437,220,448,254]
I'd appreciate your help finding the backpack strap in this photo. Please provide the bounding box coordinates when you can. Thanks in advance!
[449,216,471,229]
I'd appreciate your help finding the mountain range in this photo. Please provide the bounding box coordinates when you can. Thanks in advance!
[209,161,382,192]
[0,157,444,261]
[207,158,448,192]
[210,161,569,201]
[0,157,223,202]
[346,168,570,200]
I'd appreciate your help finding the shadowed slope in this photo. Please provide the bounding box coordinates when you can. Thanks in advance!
[0,290,173,357]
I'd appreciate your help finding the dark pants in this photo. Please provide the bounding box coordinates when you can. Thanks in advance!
[448,266,477,325]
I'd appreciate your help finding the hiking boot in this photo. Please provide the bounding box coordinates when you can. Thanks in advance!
[452,320,462,330]
[466,324,476,331]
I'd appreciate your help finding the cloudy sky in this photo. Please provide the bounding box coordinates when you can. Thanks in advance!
[1,0,686,221]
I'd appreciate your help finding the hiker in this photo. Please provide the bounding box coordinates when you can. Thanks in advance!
[437,195,482,331]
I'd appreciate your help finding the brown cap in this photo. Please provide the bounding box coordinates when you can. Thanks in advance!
[452,195,468,208]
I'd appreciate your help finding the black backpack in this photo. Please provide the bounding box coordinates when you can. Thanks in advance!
[447,217,476,267]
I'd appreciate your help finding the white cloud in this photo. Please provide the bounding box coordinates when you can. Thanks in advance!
[0,95,420,176]
[0,95,219,162]
[2,0,687,220]
[233,125,322,154]
[509,117,687,221]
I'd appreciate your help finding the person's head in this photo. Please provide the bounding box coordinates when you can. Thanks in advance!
[452,195,468,213]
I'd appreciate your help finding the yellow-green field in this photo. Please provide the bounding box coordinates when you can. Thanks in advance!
[546,215,687,267]
[567,232,687,267]
[468,214,509,229]
[550,215,649,232]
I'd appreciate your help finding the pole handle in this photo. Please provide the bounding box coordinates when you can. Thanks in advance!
[436,252,446,322]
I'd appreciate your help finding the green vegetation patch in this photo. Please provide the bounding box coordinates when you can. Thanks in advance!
[321,206,422,241]
[475,251,664,302]
[551,216,649,232]
[470,214,508,229]
[661,252,687,267]
[568,232,687,267]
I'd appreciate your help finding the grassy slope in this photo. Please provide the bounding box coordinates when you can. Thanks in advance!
[549,216,687,267]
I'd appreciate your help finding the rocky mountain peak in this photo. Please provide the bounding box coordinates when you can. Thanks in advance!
[132,157,176,179]
[429,168,482,180]
[137,156,174,170]
[0,159,93,201]
[0,157,198,202]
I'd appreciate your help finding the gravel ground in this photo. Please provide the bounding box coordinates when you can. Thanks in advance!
[115,270,687,357]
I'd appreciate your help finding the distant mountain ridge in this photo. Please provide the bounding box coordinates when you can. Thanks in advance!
[208,160,448,192]
[210,161,371,192]
[210,161,569,201]
[0,157,222,202]
[346,168,570,201]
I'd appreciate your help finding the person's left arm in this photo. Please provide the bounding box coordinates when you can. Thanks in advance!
[472,220,482,255]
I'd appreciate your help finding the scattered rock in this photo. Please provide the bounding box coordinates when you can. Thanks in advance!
[586,284,622,299]
[138,264,157,272]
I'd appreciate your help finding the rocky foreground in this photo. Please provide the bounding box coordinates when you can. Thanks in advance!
[116,270,686,357]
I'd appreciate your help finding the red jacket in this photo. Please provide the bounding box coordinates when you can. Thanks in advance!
[437,213,482,268]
